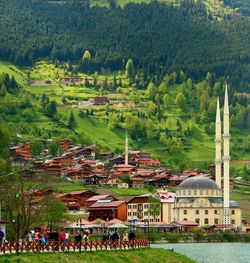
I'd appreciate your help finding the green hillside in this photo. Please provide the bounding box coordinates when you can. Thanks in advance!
[0,60,249,170]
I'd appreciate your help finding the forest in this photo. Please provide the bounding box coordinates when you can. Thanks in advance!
[224,0,250,16]
[0,0,250,91]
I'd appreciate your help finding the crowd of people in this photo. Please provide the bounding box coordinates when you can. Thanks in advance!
[23,228,135,245]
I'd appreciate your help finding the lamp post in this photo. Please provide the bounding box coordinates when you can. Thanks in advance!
[144,219,150,248]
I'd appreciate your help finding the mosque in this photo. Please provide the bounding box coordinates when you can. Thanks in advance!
[174,86,242,227]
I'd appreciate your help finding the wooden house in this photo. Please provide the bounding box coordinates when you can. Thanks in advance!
[92,96,109,105]
[88,200,127,221]
[131,177,145,188]
[59,190,98,211]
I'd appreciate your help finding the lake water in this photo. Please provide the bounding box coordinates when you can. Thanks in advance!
[151,242,250,263]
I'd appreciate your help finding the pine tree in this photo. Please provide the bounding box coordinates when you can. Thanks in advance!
[68,111,77,129]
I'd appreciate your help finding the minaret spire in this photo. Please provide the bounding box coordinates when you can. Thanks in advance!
[223,84,231,225]
[125,132,128,165]
[215,97,222,188]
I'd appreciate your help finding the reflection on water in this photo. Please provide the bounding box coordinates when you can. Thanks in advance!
[152,242,250,263]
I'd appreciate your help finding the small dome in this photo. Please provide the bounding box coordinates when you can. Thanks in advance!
[178,176,219,190]
[230,200,240,208]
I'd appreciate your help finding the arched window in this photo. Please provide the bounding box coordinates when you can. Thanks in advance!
[183,218,187,221]
[195,218,200,224]
[204,218,209,224]
[183,210,187,215]
[205,210,208,215]
[214,218,219,224]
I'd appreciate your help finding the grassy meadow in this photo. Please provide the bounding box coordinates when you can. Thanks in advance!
[0,248,197,263]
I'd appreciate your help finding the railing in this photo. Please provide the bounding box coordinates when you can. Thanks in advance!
[0,238,148,254]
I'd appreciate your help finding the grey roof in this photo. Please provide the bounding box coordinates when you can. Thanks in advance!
[177,198,194,203]
[229,200,240,208]
[178,176,219,190]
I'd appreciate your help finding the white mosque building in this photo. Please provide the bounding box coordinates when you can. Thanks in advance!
[173,86,242,227]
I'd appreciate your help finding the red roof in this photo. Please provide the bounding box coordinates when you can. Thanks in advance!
[131,177,145,181]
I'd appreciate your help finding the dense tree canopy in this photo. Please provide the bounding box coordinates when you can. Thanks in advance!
[1,1,250,91]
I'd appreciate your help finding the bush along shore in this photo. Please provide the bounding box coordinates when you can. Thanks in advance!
[147,231,250,243]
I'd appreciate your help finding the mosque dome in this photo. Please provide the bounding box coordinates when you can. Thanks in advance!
[178,176,220,190]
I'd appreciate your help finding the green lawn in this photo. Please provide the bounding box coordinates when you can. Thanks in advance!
[52,184,89,193]
[106,186,149,196]
[0,60,27,85]
[0,248,197,263]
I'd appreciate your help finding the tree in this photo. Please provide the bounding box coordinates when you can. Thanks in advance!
[148,195,161,221]
[146,82,157,100]
[155,93,161,105]
[108,112,119,129]
[82,50,91,61]
[175,92,186,111]
[122,175,131,185]
[146,119,154,139]
[41,198,67,232]
[163,94,170,108]
[0,84,7,97]
[68,111,77,129]
[48,140,63,156]
[148,101,157,115]
[125,59,135,80]
[30,140,44,157]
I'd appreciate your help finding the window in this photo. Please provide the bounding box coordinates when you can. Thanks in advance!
[196,210,199,215]
[214,210,217,214]
[195,218,200,224]
[214,218,219,224]
[232,210,235,215]
[128,212,131,216]
[144,212,148,216]
[133,205,137,209]
[133,212,136,216]
[205,210,208,215]
[200,190,203,195]
[194,190,197,195]
[144,204,148,209]
[231,219,235,224]
[188,190,191,195]
[183,218,187,221]
[204,218,209,224]
[183,210,187,215]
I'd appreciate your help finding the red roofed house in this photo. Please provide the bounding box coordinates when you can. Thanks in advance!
[88,200,127,221]
[138,158,160,167]
[93,96,109,105]
[131,177,145,188]
[160,191,176,223]
[59,190,98,212]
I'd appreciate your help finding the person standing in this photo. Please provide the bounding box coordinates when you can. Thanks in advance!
[0,228,4,245]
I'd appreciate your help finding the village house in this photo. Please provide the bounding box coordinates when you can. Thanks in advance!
[127,194,161,222]
[147,174,170,188]
[88,200,127,221]
[138,158,161,167]
[159,191,176,224]
[130,177,145,188]
[92,96,109,105]
[9,142,32,163]
[82,174,101,185]
[59,190,98,212]
[112,164,136,177]
[106,177,123,187]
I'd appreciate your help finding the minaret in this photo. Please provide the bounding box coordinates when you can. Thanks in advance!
[125,132,128,165]
[223,84,231,225]
[215,98,222,189]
